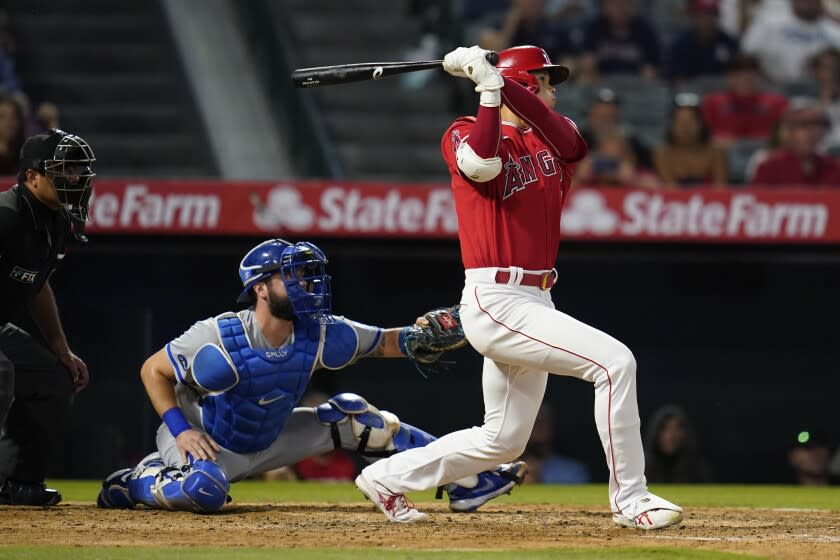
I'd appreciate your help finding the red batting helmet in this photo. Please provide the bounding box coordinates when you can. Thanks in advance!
[497,45,570,92]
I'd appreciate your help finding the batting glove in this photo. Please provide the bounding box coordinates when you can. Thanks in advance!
[443,46,503,107]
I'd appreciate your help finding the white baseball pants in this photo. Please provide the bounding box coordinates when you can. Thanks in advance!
[362,267,649,514]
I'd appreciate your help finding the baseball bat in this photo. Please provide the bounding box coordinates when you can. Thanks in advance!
[292,51,499,88]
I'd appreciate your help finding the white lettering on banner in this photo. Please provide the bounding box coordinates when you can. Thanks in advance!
[89,185,220,229]
[727,194,828,238]
[318,187,457,233]
[565,191,828,239]
[90,193,119,227]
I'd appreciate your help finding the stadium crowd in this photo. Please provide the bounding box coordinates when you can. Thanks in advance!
[453,0,840,187]
[0,8,59,176]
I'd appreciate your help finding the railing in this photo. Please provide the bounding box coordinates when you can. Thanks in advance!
[231,0,342,179]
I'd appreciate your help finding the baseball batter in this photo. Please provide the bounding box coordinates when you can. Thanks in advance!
[97,239,525,515]
[357,46,683,530]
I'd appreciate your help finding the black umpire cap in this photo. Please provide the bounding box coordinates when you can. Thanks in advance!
[18,130,65,176]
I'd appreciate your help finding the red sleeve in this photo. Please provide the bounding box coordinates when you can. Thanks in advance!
[441,118,475,176]
[700,95,725,136]
[468,105,501,158]
[499,77,588,162]
[751,158,773,185]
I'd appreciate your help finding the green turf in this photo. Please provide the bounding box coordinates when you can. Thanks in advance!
[0,547,769,560]
[54,479,840,511]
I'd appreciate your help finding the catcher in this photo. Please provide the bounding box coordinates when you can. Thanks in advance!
[97,238,525,515]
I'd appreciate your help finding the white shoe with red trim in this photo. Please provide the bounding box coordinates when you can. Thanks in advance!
[612,493,683,530]
[355,473,429,523]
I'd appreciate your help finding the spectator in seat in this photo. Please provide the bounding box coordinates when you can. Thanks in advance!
[579,0,662,82]
[644,405,713,484]
[788,430,838,485]
[0,93,24,175]
[654,96,729,186]
[479,0,576,67]
[579,87,653,169]
[742,0,840,83]
[0,49,19,95]
[666,0,740,83]
[700,54,789,146]
[751,101,840,186]
[574,131,660,188]
[808,47,840,148]
[520,402,590,484]
[744,119,790,182]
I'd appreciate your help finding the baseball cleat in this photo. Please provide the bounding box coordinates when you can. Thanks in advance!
[443,460,528,512]
[612,492,683,530]
[0,480,62,506]
[355,473,428,523]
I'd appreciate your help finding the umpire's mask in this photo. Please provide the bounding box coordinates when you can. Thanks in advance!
[19,128,96,223]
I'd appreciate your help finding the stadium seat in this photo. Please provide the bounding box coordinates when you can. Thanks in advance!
[727,139,766,185]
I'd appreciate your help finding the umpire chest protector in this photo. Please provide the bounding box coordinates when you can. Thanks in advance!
[194,314,330,454]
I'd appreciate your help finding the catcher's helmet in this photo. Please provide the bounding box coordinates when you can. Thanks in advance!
[497,45,570,93]
[236,238,331,320]
[19,128,96,222]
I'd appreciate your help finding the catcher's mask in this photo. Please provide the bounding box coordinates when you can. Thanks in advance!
[278,241,331,320]
[237,239,332,320]
[19,128,96,223]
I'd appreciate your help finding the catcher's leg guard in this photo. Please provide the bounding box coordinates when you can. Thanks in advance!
[314,393,437,458]
[392,422,436,452]
[97,468,135,508]
[98,452,164,509]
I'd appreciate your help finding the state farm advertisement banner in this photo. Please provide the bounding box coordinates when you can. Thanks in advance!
[85,180,457,238]
[82,179,840,244]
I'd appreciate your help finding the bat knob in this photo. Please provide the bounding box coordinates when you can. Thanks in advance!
[485,51,499,66]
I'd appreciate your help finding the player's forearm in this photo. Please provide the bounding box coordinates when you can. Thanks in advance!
[500,77,587,162]
[366,328,405,358]
[27,281,71,357]
[468,105,501,158]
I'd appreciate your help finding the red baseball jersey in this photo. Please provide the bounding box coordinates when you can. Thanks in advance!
[442,117,582,271]
[700,91,788,140]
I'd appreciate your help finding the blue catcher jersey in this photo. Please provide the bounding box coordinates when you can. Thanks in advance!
[165,309,383,454]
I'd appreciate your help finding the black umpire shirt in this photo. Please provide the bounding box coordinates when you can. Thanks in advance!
[0,184,74,325]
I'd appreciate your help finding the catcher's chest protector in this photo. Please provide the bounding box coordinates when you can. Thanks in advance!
[200,315,320,453]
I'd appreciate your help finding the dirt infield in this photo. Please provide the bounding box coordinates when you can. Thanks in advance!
[1,502,839,559]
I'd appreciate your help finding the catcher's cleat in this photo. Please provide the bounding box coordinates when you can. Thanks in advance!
[442,460,528,512]
[612,492,683,530]
[355,473,428,523]
[0,479,62,506]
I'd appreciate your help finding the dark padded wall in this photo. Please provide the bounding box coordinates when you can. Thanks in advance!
[25,237,838,482]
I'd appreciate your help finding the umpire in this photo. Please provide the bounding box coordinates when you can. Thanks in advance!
[0,129,95,505]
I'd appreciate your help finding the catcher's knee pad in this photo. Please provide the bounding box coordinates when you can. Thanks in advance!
[146,460,229,513]
[315,392,415,457]
[179,460,229,513]
[97,467,135,509]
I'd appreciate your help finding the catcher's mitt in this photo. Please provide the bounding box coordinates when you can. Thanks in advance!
[400,305,469,378]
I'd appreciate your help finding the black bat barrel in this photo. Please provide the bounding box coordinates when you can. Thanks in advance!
[292,52,499,88]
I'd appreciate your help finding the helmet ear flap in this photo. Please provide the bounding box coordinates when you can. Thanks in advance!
[507,70,540,93]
